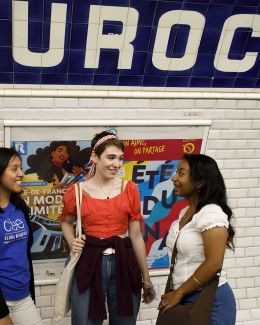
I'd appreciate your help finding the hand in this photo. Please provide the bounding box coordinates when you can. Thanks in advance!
[0,315,13,325]
[142,282,155,304]
[158,290,183,314]
[70,234,86,253]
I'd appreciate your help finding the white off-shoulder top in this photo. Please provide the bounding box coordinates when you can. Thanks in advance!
[166,204,229,289]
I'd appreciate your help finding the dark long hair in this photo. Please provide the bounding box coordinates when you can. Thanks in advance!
[183,153,235,249]
[0,147,29,217]
[91,130,125,157]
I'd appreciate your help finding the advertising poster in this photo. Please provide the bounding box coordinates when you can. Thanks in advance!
[122,138,202,269]
[12,140,92,281]
[9,124,206,282]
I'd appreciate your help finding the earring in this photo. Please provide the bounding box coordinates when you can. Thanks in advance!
[118,167,124,177]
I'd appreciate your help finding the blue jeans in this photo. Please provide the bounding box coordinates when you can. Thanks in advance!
[182,282,236,325]
[71,254,141,325]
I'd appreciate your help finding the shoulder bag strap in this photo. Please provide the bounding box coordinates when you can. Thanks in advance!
[168,212,192,276]
[169,234,178,275]
[166,232,221,294]
[74,183,82,239]
[164,235,178,293]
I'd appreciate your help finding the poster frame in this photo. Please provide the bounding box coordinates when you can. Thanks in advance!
[3,119,211,285]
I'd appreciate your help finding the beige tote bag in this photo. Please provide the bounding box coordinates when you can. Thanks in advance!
[54,182,83,321]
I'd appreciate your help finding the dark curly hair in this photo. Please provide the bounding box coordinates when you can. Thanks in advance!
[25,141,91,183]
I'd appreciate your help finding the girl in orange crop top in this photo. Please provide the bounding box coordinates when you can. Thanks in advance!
[61,131,155,325]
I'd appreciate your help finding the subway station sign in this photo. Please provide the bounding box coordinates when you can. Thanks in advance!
[1,0,260,88]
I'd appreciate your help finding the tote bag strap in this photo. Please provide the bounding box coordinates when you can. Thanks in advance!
[74,183,82,238]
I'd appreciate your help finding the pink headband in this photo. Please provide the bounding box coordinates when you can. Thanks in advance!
[86,134,118,179]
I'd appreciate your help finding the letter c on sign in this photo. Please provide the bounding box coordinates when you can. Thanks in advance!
[214,14,260,73]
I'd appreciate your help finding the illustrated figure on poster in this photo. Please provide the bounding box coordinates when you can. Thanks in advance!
[61,130,155,324]
[0,147,42,325]
[158,153,236,324]
[25,141,91,186]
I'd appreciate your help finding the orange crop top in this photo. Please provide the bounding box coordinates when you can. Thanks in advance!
[61,180,143,238]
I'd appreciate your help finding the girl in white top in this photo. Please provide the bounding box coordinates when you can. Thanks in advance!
[159,154,236,324]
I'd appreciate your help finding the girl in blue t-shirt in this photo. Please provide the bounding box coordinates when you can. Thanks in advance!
[0,147,42,325]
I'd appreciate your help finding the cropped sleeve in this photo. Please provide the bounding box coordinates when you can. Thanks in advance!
[127,181,144,223]
[60,185,77,221]
[0,289,9,319]
[194,204,229,232]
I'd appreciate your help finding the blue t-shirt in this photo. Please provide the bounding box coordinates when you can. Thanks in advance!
[0,203,30,301]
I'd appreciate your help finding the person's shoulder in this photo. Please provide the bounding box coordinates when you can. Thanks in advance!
[125,179,135,187]
[194,204,229,230]
[120,180,140,199]
[63,184,76,197]
[124,180,138,192]
[199,204,225,215]
[66,183,76,192]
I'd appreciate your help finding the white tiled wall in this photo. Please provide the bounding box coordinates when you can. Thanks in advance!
[0,93,259,325]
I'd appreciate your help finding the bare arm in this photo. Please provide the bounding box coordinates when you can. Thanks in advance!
[160,227,228,313]
[0,290,12,325]
[61,216,85,253]
[129,220,155,303]
[0,316,13,325]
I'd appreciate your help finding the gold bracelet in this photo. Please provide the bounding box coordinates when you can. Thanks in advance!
[192,274,202,286]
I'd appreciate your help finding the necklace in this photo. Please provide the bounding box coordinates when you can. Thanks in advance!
[98,179,115,199]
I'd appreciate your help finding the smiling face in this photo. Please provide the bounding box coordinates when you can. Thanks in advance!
[171,159,196,198]
[51,145,69,167]
[93,145,124,180]
[0,155,24,196]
